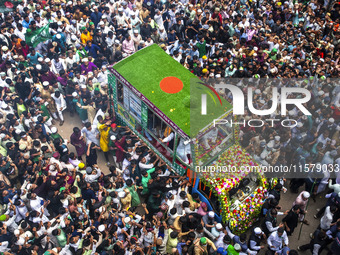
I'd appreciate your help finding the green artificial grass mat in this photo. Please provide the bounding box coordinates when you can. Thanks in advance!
[113,44,232,137]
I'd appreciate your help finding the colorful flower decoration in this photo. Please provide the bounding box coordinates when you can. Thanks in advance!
[199,145,270,234]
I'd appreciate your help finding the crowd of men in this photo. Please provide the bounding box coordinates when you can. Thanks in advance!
[0,0,339,254]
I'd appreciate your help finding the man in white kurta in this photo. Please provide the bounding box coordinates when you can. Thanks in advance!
[51,91,67,125]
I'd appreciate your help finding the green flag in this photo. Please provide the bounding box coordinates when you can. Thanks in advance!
[25,23,52,47]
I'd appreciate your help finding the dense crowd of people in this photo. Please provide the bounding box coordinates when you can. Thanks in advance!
[0,0,339,254]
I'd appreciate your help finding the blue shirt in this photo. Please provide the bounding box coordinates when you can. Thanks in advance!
[90,11,103,27]
[22,19,32,28]
[52,33,66,48]
[27,52,43,65]
[85,44,101,58]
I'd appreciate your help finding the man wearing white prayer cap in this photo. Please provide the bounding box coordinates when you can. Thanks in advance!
[293,191,310,224]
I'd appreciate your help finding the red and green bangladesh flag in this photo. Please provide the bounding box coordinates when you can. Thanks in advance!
[25,23,52,47]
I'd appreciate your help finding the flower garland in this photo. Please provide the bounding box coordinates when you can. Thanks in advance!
[200,145,269,234]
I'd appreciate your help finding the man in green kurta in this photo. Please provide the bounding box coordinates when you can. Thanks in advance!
[140,167,156,195]
[126,179,141,207]
[196,37,207,58]
[52,228,67,248]
[39,99,51,119]
[72,92,88,123]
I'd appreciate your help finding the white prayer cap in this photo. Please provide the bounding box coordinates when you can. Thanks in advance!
[110,135,116,140]
[234,243,241,251]
[45,58,50,63]
[318,90,324,96]
[329,118,335,123]
[134,29,138,33]
[72,92,78,97]
[255,89,261,94]
[118,191,126,198]
[215,223,223,230]
[38,57,43,62]
[43,81,49,86]
[81,85,86,89]
[303,192,310,198]
[82,58,88,62]
[208,211,214,218]
[36,64,42,70]
[51,127,58,133]
[98,225,105,232]
[254,227,262,235]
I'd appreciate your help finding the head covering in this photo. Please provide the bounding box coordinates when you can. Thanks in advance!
[53,152,60,158]
[98,225,105,232]
[200,237,207,244]
[217,247,228,255]
[234,243,241,251]
[110,135,116,140]
[43,81,49,86]
[254,227,262,235]
[302,191,310,198]
[19,144,27,150]
[78,162,85,169]
[0,214,7,221]
[208,211,214,218]
[72,92,78,97]
[86,167,92,174]
[118,191,126,198]
[216,223,223,230]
